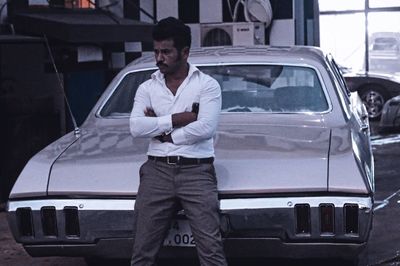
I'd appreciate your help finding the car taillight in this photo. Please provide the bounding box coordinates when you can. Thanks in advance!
[16,208,34,237]
[344,204,359,234]
[64,207,80,237]
[41,206,58,237]
[320,204,335,234]
[295,204,311,234]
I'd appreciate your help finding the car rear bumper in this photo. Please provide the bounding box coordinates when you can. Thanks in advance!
[7,196,373,259]
[22,237,366,259]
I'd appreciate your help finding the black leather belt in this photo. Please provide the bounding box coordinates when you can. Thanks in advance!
[148,155,214,165]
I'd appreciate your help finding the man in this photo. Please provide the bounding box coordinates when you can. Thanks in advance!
[129,17,227,266]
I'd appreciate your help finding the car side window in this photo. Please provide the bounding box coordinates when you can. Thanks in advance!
[326,56,352,119]
[331,59,352,98]
[199,65,329,113]
[327,56,351,103]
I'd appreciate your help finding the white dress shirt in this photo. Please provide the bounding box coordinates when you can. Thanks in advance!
[130,63,221,158]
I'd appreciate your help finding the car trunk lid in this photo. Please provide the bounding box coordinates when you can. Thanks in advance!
[47,120,331,196]
[214,120,330,195]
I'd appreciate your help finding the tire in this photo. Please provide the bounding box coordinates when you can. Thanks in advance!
[359,85,389,120]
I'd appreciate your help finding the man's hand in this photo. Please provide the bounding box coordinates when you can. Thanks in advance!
[172,112,197,128]
[162,133,173,143]
[144,107,156,117]
[144,107,167,142]
[154,133,173,143]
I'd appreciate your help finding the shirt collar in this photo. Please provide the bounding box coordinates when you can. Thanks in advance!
[151,63,200,82]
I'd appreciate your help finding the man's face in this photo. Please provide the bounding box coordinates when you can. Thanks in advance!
[153,39,187,75]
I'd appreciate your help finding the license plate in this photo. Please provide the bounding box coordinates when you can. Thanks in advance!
[163,219,195,247]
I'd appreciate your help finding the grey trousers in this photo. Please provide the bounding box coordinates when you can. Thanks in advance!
[130,159,227,266]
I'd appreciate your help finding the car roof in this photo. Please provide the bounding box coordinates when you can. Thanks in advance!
[126,45,328,70]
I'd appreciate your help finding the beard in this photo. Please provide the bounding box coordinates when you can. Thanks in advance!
[157,52,183,74]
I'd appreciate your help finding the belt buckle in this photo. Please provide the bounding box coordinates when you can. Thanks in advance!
[167,156,179,165]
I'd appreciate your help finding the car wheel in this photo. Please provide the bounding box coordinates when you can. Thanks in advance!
[359,85,388,120]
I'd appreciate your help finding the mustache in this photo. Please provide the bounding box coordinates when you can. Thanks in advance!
[156,62,168,68]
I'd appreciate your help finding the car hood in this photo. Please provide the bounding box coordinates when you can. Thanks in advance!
[47,122,331,196]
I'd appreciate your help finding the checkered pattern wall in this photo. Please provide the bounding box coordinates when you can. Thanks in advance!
[111,0,295,68]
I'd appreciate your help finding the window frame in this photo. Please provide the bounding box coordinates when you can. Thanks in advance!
[319,0,400,73]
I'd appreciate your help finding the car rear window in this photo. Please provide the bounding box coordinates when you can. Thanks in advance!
[200,65,328,113]
[100,70,153,117]
[99,65,328,117]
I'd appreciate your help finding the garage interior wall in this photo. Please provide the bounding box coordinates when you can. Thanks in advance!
[99,0,319,49]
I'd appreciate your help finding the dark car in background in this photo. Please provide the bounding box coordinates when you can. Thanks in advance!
[344,72,400,119]
[379,95,400,132]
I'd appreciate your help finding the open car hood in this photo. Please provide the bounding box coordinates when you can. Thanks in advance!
[47,123,331,196]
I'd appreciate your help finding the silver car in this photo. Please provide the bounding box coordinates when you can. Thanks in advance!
[7,46,374,264]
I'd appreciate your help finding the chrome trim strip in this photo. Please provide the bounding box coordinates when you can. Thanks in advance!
[8,199,136,211]
[220,196,372,210]
[8,196,372,212]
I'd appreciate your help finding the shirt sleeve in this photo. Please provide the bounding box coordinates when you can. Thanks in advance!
[129,83,173,138]
[171,77,221,145]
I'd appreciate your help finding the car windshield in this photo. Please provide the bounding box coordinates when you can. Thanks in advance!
[99,64,328,117]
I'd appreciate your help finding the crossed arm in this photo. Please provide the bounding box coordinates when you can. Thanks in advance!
[144,107,198,143]
[129,79,221,145]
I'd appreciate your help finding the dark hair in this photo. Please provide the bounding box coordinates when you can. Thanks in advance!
[152,17,191,51]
